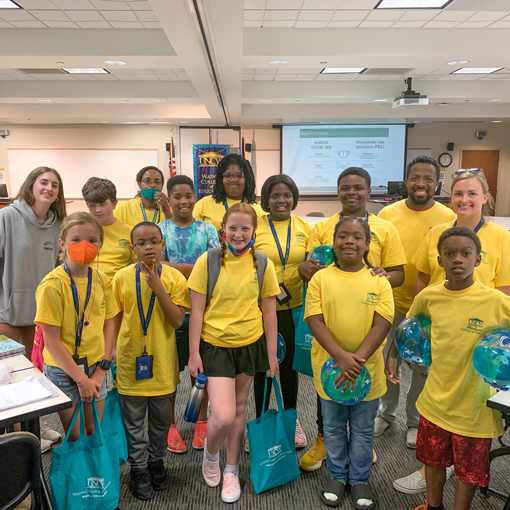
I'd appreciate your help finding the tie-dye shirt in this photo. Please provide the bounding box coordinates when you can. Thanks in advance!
[158,218,220,264]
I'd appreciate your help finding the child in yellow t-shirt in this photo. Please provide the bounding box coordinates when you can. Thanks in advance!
[112,222,190,501]
[82,177,135,280]
[187,203,280,504]
[35,212,119,440]
[387,227,510,510]
[305,216,394,510]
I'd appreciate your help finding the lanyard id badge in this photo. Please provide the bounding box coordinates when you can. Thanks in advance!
[269,217,293,306]
[276,281,292,306]
[140,200,160,224]
[135,264,162,380]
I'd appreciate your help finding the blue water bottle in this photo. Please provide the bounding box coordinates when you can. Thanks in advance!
[184,373,207,423]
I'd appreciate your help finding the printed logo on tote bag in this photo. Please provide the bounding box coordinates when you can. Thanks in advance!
[72,477,112,499]
[261,444,293,468]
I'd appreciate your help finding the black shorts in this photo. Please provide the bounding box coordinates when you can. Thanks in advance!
[175,315,190,372]
[199,335,269,378]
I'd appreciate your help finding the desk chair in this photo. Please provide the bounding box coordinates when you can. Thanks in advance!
[0,432,42,510]
[306,212,325,217]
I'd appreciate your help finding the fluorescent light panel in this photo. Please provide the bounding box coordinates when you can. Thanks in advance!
[63,68,109,74]
[0,0,20,8]
[375,0,452,7]
[321,68,366,74]
[452,67,503,74]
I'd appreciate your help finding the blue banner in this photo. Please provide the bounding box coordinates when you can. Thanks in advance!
[193,144,230,201]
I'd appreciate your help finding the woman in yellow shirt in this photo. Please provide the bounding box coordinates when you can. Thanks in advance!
[253,174,311,449]
[187,203,280,504]
[192,154,264,231]
[114,166,172,227]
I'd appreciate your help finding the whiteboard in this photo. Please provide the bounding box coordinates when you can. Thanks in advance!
[7,148,159,199]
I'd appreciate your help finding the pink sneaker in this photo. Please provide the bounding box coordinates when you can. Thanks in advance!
[221,472,241,503]
[295,419,307,449]
[202,442,220,487]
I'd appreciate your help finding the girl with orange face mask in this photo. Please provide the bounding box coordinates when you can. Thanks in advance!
[34,212,120,441]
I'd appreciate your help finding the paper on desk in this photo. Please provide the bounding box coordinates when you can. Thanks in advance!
[0,376,53,411]
[0,364,12,385]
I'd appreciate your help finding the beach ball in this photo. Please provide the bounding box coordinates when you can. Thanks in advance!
[307,245,335,266]
[473,328,510,391]
[277,333,286,364]
[395,315,432,366]
[320,358,371,405]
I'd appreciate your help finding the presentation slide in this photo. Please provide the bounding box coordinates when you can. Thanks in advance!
[282,124,407,195]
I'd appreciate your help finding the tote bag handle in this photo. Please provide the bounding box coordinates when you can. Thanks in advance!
[260,376,284,424]
[62,399,105,444]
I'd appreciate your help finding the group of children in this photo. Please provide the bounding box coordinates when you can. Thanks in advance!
[24,156,508,510]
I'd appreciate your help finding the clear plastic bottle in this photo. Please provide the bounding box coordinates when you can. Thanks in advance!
[184,373,207,423]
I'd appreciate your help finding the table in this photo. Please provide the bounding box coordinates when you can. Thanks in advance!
[480,391,510,510]
[0,355,72,510]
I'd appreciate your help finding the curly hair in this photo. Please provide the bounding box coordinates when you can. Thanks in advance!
[220,203,258,269]
[337,167,371,189]
[406,155,440,180]
[437,226,481,255]
[212,154,257,204]
[331,215,372,269]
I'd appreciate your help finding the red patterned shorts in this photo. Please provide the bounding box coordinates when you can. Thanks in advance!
[416,416,492,487]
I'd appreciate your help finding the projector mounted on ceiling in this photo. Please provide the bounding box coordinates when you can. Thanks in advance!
[392,77,429,109]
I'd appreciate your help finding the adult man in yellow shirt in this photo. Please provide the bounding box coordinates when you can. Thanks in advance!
[376,157,455,453]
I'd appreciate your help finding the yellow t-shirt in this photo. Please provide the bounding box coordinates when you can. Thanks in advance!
[411,281,508,438]
[114,198,164,228]
[307,212,407,269]
[254,215,312,310]
[187,250,280,347]
[35,266,119,367]
[192,195,265,231]
[112,264,191,397]
[412,220,510,288]
[94,220,136,280]
[304,265,394,402]
[378,201,455,314]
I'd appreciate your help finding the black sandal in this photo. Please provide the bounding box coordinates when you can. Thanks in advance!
[350,482,376,510]
[320,479,346,507]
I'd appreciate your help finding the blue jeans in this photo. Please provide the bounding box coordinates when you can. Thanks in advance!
[320,397,379,484]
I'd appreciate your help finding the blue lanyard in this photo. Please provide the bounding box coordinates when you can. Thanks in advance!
[140,200,160,223]
[136,264,162,351]
[63,263,92,355]
[340,211,369,223]
[268,217,292,270]
[445,219,484,280]
[223,197,244,212]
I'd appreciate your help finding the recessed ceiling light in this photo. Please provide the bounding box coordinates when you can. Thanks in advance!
[374,99,387,102]
[0,0,21,8]
[269,60,290,65]
[489,98,502,102]
[446,60,468,66]
[376,0,452,8]
[321,68,366,74]
[492,120,502,123]
[153,99,167,103]
[37,99,51,102]
[105,60,126,66]
[63,68,109,74]
[259,99,272,102]
[452,67,503,75]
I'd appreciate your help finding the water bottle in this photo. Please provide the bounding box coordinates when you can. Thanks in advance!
[184,373,207,423]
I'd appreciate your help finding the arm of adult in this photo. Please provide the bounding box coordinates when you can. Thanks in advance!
[188,290,205,378]
[298,258,327,282]
[385,338,401,385]
[383,265,405,288]
[89,316,116,387]
[497,286,510,296]
[414,271,430,297]
[261,295,278,378]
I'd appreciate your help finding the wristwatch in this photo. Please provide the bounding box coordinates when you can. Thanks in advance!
[98,359,112,371]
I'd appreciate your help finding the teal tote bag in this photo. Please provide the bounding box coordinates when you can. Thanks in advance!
[49,400,121,510]
[291,284,314,377]
[246,377,300,494]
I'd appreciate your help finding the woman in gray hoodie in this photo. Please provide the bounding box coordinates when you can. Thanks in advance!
[0,166,66,356]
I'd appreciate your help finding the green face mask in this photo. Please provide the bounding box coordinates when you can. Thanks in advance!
[140,188,158,201]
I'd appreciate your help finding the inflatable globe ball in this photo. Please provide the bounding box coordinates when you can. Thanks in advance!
[473,328,510,391]
[320,358,371,405]
[277,333,286,365]
[307,245,335,267]
[395,315,432,366]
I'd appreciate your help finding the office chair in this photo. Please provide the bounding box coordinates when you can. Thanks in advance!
[306,212,325,217]
[0,432,42,510]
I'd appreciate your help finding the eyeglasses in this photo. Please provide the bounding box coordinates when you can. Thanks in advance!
[223,173,244,181]
[451,168,484,179]
[141,178,163,187]
[133,240,162,248]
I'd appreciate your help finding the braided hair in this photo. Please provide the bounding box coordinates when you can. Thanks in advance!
[212,154,257,204]
[220,203,258,269]
[331,216,372,269]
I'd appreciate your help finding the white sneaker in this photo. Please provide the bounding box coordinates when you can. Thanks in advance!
[221,472,241,503]
[393,466,455,494]
[202,441,221,488]
[40,421,61,444]
[40,437,53,454]
[295,419,307,449]
[374,415,392,436]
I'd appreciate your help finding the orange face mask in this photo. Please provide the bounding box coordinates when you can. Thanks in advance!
[66,241,99,265]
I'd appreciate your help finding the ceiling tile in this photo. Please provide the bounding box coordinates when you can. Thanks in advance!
[75,20,111,27]
[295,20,329,27]
[391,21,426,27]
[302,0,341,7]
[30,10,70,21]
[157,75,180,81]
[254,75,275,80]
[91,0,130,9]
[244,10,263,20]
[109,20,143,27]
[94,74,117,80]
[433,10,476,22]
[0,74,15,80]
[51,0,95,9]
[455,21,491,28]
[10,21,48,28]
[499,14,510,21]
[11,74,37,80]
[16,0,59,8]
[130,68,152,73]
[327,20,361,27]
[356,74,380,80]
[488,21,510,28]
[437,75,460,80]
[366,9,403,21]
[66,10,103,21]
[315,73,337,80]
[468,11,508,22]
[298,10,333,20]
[29,74,55,80]
[277,67,301,73]
[244,20,262,26]
[74,74,98,80]
[245,0,267,8]
[264,10,298,20]
[129,1,152,10]
[255,69,277,75]
[337,0,378,8]
[399,10,437,21]
[423,21,460,28]
[359,20,394,27]
[53,73,79,80]
[332,10,369,21]
[135,74,159,80]
[263,20,295,26]
[135,10,157,21]
[274,74,296,80]
[0,10,36,21]
[295,74,316,80]
[266,0,302,8]
[0,21,14,27]
[142,21,161,28]
[101,10,137,21]
[44,20,79,27]
[333,74,357,80]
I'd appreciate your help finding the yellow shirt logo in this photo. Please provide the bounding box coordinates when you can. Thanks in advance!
[118,239,129,248]
[480,250,488,264]
[362,292,378,306]
[295,233,306,246]
[461,318,484,334]
[370,232,378,244]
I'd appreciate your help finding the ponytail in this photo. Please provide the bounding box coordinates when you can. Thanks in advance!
[250,244,259,270]
[220,237,227,267]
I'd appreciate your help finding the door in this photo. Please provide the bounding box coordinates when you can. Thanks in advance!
[461,150,499,215]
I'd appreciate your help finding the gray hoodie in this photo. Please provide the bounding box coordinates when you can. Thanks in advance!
[0,200,61,326]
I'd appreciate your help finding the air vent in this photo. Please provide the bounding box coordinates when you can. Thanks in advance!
[17,69,67,75]
[364,68,414,75]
